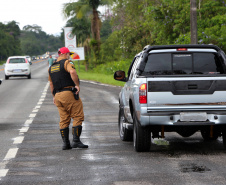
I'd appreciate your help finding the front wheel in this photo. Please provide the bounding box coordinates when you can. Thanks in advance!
[5,75,9,80]
[133,111,151,152]
[27,74,31,79]
[118,107,133,141]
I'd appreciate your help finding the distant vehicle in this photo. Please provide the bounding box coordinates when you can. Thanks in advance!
[32,56,36,60]
[25,56,32,65]
[4,56,31,80]
[52,55,58,62]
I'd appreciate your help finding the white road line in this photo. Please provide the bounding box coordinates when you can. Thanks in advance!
[4,148,18,160]
[19,127,29,133]
[29,113,36,118]
[13,136,24,144]
[24,119,33,125]
[35,105,41,109]
[0,81,50,180]
[80,80,119,87]
[0,169,9,178]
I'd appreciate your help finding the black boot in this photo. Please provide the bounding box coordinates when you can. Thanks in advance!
[60,127,72,150]
[72,126,88,148]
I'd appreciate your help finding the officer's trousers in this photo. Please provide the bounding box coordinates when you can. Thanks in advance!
[54,91,84,129]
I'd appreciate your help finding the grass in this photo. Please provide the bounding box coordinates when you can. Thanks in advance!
[0,60,6,65]
[74,62,125,87]
[77,71,125,87]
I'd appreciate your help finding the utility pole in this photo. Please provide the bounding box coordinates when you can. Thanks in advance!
[190,0,198,44]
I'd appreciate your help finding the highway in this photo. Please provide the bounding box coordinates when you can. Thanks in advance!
[0,59,226,184]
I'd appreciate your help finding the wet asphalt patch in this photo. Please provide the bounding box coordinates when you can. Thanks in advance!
[180,163,211,173]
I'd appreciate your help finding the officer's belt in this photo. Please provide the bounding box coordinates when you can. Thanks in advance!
[55,88,72,94]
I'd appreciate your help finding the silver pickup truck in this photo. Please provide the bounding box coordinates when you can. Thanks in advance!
[114,44,226,152]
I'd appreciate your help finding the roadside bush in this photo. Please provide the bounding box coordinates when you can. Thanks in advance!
[92,59,132,75]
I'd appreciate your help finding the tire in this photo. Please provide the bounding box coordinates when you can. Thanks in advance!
[133,110,151,152]
[222,127,226,149]
[27,74,31,79]
[5,75,9,80]
[118,107,133,141]
[201,127,218,141]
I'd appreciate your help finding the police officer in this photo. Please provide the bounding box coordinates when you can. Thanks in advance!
[48,47,88,150]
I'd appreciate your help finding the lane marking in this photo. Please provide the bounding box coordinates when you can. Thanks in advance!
[80,80,120,88]
[0,169,9,178]
[4,148,18,160]
[19,127,29,133]
[35,105,41,109]
[0,70,50,180]
[29,113,36,118]
[13,136,24,144]
[24,119,33,125]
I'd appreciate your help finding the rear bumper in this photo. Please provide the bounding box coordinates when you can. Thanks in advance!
[139,106,226,126]
[5,71,30,76]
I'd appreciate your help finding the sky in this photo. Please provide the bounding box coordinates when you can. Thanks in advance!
[0,0,71,35]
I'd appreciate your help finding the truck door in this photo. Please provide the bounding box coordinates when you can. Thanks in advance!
[124,57,141,122]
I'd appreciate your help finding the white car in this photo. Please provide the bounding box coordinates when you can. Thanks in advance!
[4,56,31,80]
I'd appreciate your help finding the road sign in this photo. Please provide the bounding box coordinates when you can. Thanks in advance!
[64,27,77,48]
[69,47,85,61]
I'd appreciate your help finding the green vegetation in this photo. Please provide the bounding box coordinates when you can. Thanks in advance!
[65,0,226,77]
[73,61,126,86]
[0,0,225,87]
[0,22,63,60]
[0,60,6,65]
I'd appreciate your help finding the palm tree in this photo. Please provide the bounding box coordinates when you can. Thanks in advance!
[63,0,111,44]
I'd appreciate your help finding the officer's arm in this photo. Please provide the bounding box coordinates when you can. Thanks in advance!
[70,69,80,93]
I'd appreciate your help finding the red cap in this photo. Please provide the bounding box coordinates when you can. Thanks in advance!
[58,47,70,55]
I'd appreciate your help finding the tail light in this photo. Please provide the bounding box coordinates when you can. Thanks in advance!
[139,83,147,104]
[25,59,28,63]
[177,48,187,51]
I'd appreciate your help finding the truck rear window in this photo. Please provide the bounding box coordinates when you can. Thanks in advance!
[142,53,224,75]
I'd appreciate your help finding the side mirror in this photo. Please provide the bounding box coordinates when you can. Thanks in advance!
[114,71,127,82]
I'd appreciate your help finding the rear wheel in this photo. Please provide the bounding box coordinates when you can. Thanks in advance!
[222,127,226,149]
[118,107,133,141]
[5,75,9,80]
[201,127,218,141]
[133,111,151,152]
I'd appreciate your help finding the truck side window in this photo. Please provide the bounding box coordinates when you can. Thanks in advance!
[129,57,140,80]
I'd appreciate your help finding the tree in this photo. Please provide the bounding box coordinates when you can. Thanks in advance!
[0,21,21,59]
[63,0,111,46]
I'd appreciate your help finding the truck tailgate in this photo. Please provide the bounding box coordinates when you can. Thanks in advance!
[147,77,226,111]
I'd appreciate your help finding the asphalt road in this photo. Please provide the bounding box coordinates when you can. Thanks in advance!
[0,60,226,184]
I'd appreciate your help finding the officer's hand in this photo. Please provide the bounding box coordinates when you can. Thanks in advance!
[53,97,56,105]
[75,86,80,94]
